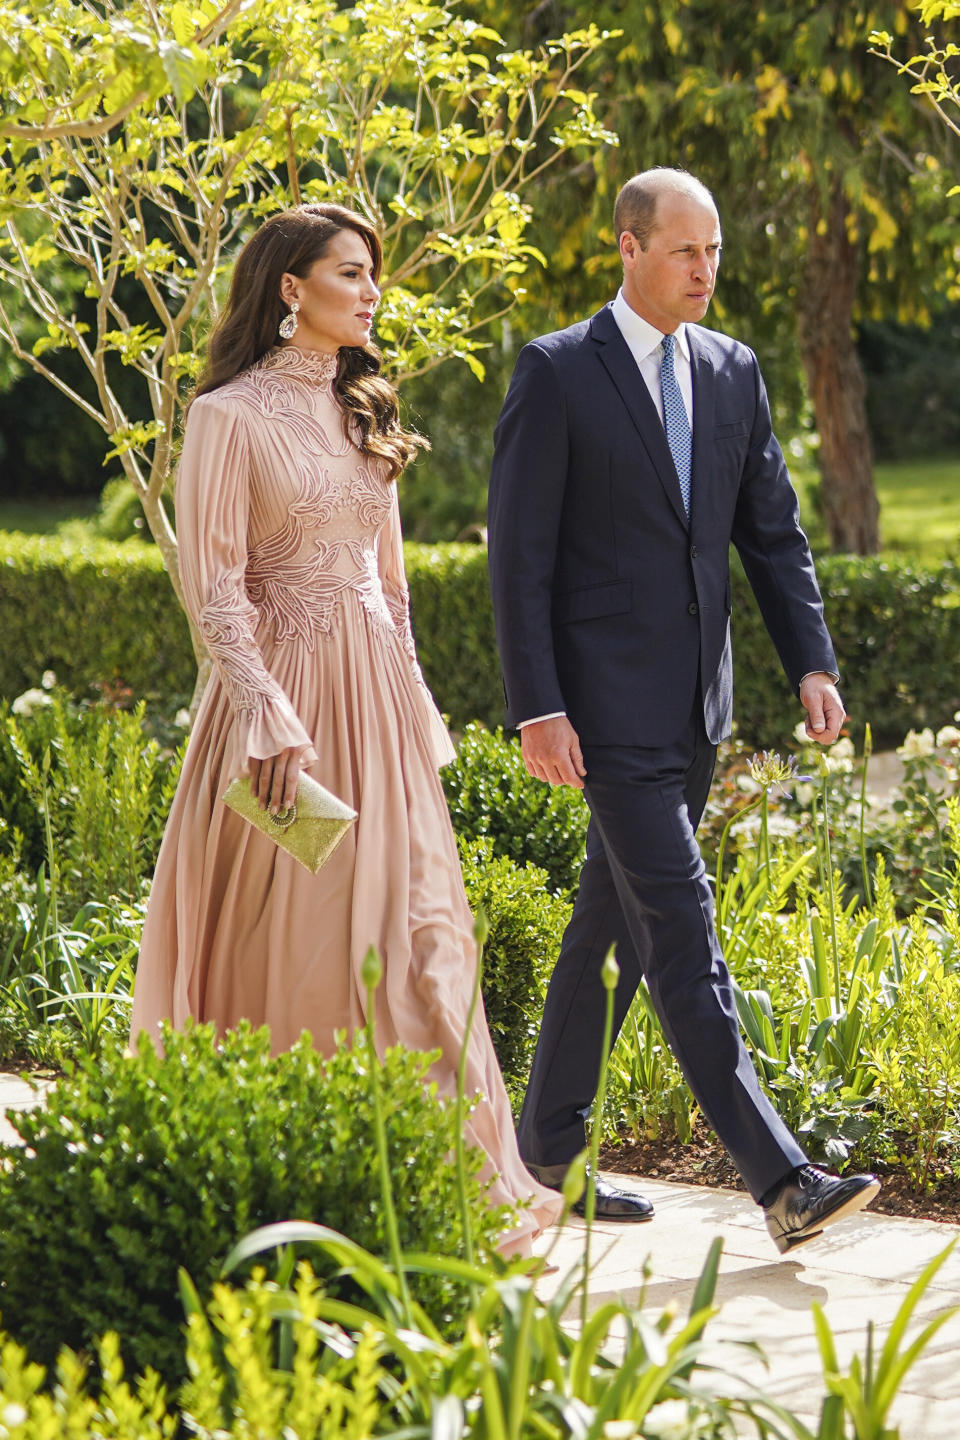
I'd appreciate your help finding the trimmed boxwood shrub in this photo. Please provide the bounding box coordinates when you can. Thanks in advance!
[446,723,588,897]
[0,1022,510,1389]
[729,554,960,749]
[458,836,572,1101]
[0,533,194,704]
[3,532,960,748]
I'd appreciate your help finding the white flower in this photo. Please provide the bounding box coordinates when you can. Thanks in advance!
[936,725,960,748]
[40,669,57,690]
[897,728,936,760]
[736,773,761,794]
[832,737,855,759]
[643,1401,695,1439]
[602,1424,638,1440]
[795,782,815,807]
[793,719,810,745]
[174,708,191,730]
[10,688,53,717]
[2,1402,29,1427]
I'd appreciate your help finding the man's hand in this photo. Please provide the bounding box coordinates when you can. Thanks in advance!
[248,746,302,813]
[520,716,587,789]
[799,673,845,745]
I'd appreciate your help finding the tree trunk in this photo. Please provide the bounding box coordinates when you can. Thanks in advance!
[136,464,211,722]
[796,181,880,555]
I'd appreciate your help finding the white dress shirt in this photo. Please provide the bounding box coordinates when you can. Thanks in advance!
[610,288,693,428]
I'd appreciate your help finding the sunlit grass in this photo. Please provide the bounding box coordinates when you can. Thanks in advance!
[875,458,960,558]
[0,497,98,535]
[782,454,959,560]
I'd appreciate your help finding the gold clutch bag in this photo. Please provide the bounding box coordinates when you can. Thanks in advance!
[222,772,357,873]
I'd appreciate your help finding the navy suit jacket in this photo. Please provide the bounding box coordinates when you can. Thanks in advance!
[487,303,838,747]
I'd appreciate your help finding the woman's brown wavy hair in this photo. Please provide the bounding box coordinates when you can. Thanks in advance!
[192,203,425,481]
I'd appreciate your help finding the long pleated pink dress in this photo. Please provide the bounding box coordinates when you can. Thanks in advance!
[130,344,561,1249]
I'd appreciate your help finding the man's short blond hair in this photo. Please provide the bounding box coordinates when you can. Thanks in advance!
[614,169,717,249]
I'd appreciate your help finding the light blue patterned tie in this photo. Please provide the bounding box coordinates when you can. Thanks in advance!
[660,333,692,517]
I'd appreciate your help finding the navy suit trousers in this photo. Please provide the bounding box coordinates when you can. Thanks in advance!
[516,711,806,1202]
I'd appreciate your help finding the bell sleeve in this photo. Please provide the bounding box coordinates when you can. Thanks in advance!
[175,392,318,768]
[378,484,456,769]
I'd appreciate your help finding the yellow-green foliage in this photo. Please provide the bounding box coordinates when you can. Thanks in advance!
[0,1272,386,1439]
[868,915,960,1189]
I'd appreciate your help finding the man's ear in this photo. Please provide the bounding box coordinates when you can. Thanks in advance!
[619,231,638,269]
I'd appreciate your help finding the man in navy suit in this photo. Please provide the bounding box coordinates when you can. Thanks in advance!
[487,168,879,1252]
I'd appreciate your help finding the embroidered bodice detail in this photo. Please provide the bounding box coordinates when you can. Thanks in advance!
[221,349,404,653]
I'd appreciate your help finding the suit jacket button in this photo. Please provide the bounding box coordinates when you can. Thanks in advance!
[690,545,699,559]
[688,601,699,616]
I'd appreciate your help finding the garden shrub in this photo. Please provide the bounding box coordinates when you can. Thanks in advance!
[3,535,960,746]
[0,533,195,705]
[0,1021,510,1388]
[95,475,175,543]
[444,722,589,895]
[0,693,182,910]
[729,553,960,749]
[458,836,571,1100]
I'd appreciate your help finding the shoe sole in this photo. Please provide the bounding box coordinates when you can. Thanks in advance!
[771,1179,881,1255]
[574,1207,656,1222]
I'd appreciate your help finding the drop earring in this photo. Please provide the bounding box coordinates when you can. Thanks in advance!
[278,300,300,341]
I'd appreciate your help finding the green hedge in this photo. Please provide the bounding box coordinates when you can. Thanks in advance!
[0,534,195,704]
[2,532,958,749]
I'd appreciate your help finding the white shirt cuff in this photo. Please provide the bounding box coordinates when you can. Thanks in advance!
[517,711,567,728]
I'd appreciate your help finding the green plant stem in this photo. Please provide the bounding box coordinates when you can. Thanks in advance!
[455,911,488,1274]
[362,950,415,1329]
[714,792,761,914]
[582,945,619,1330]
[819,767,842,1005]
[760,787,771,886]
[859,724,873,908]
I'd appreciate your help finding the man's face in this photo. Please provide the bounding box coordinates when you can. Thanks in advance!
[619,192,722,334]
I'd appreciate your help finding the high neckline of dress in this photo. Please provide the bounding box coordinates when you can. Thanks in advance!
[259,345,339,385]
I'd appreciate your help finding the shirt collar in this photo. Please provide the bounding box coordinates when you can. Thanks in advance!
[611,289,690,361]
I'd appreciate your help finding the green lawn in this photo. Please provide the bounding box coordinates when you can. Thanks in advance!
[0,496,99,535]
[874,457,960,558]
[760,454,960,561]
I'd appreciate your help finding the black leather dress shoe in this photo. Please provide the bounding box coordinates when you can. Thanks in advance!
[527,1164,655,1222]
[763,1164,880,1254]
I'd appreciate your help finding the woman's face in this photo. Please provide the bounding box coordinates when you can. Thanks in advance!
[279,228,380,353]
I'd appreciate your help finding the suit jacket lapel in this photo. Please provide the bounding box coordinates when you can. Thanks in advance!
[689,328,715,533]
[590,305,689,530]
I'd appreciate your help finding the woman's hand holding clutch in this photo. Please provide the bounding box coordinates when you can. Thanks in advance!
[247,746,302,814]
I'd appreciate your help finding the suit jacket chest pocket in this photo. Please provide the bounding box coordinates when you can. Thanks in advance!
[711,419,750,474]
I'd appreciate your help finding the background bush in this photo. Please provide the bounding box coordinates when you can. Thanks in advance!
[458,836,571,1101]
[444,723,588,896]
[0,533,195,704]
[0,694,182,910]
[2,534,959,748]
[0,1022,509,1389]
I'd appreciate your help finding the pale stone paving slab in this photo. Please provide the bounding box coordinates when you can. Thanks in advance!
[533,1175,960,1440]
[0,1071,55,1146]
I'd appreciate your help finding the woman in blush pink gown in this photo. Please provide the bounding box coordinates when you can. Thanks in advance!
[129,203,561,1251]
